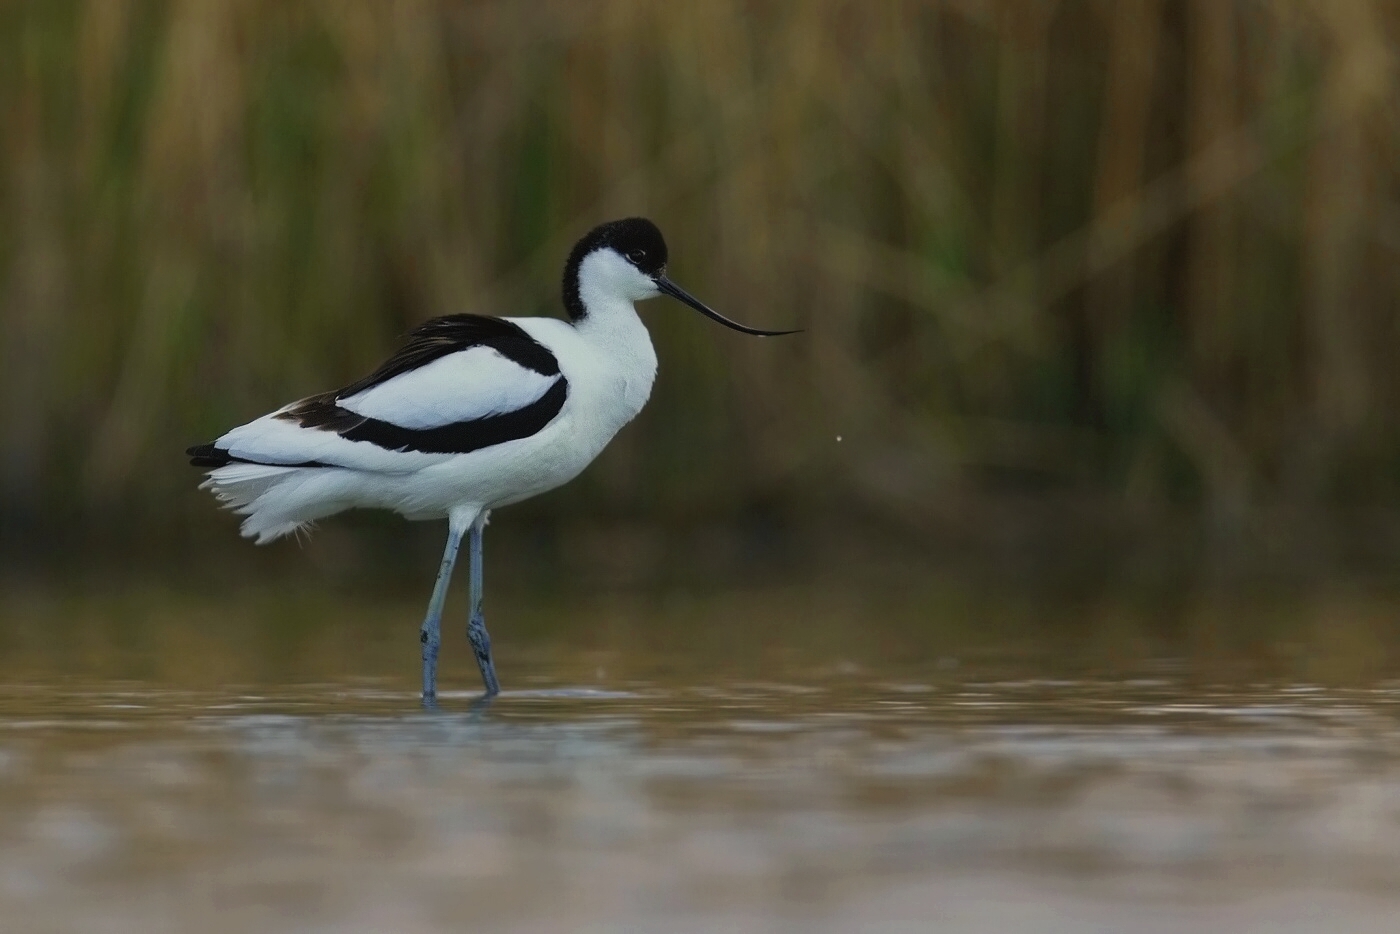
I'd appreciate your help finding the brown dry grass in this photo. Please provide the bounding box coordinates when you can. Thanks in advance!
[1,0,1398,551]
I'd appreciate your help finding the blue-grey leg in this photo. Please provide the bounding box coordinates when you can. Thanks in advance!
[467,512,501,695]
[419,524,465,701]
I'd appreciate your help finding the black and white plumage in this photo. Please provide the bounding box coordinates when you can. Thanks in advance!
[187,217,795,701]
[188,316,568,475]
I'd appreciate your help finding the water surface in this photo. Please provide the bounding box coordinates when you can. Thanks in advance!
[1,585,1399,932]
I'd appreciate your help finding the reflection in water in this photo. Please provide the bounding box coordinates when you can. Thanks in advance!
[0,588,1399,932]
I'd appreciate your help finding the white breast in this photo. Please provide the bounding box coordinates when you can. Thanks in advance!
[511,300,657,447]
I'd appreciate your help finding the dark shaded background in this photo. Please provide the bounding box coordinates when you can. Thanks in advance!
[2,0,1399,591]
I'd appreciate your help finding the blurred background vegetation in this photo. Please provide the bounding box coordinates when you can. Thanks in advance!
[2,0,1399,589]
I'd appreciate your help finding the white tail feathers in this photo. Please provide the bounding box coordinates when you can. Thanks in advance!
[199,463,354,544]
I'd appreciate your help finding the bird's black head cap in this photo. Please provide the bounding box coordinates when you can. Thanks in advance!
[562,217,669,321]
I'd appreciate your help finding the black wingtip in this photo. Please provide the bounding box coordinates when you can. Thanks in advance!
[187,443,232,468]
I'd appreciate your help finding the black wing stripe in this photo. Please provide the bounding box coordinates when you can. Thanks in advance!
[337,377,568,455]
[187,379,567,467]
[185,444,330,469]
[187,443,230,467]
[337,314,559,400]
[187,314,568,468]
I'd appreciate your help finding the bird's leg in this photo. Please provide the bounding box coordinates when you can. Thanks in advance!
[419,524,465,702]
[467,512,501,696]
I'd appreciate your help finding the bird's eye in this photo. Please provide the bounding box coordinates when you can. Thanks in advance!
[627,249,646,263]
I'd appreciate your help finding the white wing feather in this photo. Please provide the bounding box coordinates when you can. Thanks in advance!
[338,346,557,428]
[214,413,447,472]
[211,346,560,473]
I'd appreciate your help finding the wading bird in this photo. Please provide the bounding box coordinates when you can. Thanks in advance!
[187,218,795,700]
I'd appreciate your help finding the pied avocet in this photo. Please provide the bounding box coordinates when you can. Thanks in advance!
[188,218,795,700]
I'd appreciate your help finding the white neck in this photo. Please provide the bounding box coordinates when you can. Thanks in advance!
[573,254,659,418]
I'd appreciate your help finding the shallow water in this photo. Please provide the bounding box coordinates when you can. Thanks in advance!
[2,585,1400,932]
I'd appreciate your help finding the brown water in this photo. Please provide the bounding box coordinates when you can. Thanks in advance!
[2,584,1400,932]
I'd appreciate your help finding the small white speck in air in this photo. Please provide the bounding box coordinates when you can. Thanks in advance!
[836,435,843,442]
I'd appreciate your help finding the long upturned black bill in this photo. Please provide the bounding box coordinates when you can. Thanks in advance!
[656,275,800,337]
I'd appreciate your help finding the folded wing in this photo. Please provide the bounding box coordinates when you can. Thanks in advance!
[188,315,570,472]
